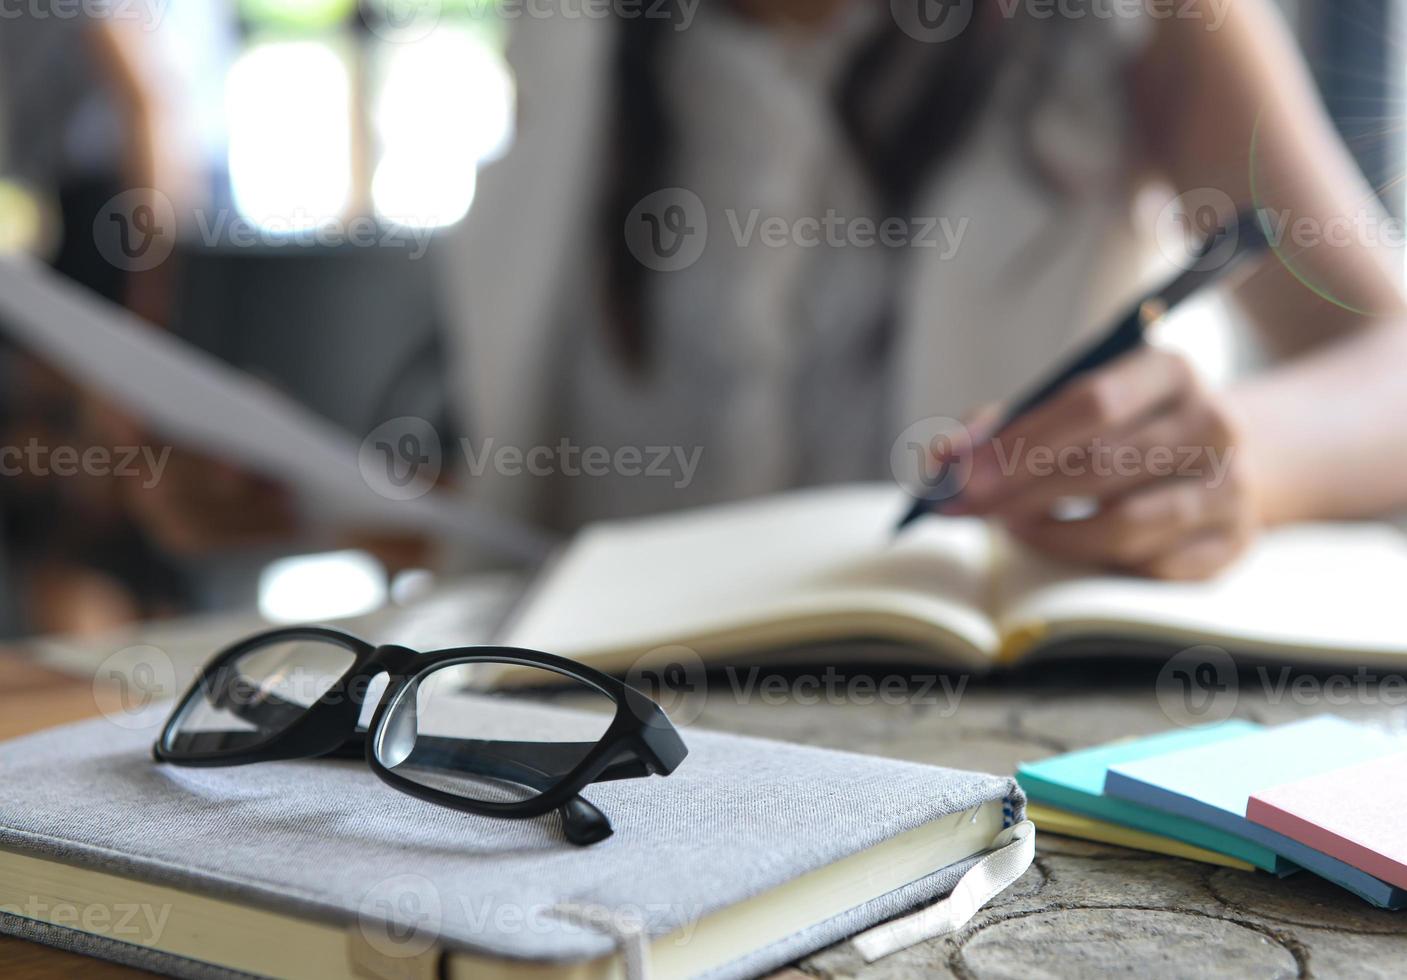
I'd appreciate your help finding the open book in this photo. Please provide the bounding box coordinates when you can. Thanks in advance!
[501,485,1407,670]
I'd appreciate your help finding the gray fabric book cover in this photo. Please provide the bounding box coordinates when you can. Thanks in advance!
[0,706,1024,979]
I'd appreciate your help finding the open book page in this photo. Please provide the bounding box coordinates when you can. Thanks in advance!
[992,522,1407,664]
[501,485,1002,668]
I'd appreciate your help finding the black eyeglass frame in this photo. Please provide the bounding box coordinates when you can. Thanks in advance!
[152,626,688,845]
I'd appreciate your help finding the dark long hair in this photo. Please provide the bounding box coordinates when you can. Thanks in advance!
[603,2,1016,371]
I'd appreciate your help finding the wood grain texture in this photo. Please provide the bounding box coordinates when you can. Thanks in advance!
[0,653,162,979]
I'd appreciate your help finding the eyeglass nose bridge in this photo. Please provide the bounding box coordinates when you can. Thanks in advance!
[367,643,421,675]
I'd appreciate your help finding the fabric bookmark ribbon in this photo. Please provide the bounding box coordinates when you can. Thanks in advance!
[851,819,1036,963]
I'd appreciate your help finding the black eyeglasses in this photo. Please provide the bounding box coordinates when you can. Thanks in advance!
[153,626,688,846]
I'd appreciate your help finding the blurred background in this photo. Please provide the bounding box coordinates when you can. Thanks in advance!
[0,0,1401,638]
[0,0,512,634]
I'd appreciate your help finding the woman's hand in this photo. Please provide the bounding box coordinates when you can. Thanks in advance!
[87,405,300,556]
[952,347,1265,580]
[121,449,300,556]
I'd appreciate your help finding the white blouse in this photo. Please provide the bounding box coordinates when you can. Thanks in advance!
[439,5,1154,532]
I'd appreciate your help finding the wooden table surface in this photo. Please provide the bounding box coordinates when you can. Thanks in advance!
[4,610,1407,978]
[0,653,161,979]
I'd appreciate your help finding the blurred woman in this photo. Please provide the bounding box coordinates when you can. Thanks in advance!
[433,0,1407,579]
[129,0,1407,583]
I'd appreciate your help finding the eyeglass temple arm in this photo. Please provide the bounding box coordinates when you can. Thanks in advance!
[207,675,312,730]
[357,730,616,846]
[324,731,652,782]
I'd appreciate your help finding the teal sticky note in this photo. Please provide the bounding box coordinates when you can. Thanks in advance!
[1017,720,1289,873]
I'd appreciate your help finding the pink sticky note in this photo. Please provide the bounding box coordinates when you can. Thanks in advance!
[1248,750,1407,890]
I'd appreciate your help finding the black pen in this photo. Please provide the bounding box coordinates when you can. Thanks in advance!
[895,210,1272,533]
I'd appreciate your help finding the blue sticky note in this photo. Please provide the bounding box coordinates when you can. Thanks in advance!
[1018,720,1287,873]
[1106,716,1407,908]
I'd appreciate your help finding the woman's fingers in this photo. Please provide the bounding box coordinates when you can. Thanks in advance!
[976,397,1236,523]
[962,402,1006,444]
[952,337,1264,582]
[962,347,1197,511]
[968,408,1183,522]
[1007,477,1240,572]
[123,448,298,554]
[1134,529,1249,581]
[921,403,1005,473]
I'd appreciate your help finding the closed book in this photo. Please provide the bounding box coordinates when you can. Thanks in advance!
[0,702,1027,979]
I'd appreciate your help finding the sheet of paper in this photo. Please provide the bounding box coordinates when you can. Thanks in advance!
[0,256,552,562]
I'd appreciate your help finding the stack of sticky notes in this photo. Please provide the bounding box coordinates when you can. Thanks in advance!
[1017,716,1407,908]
